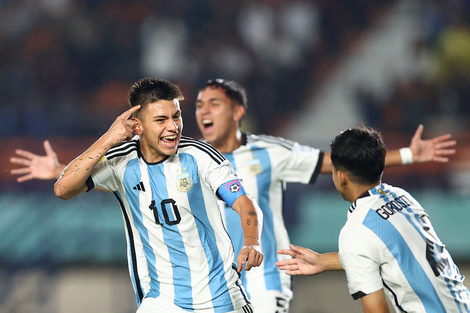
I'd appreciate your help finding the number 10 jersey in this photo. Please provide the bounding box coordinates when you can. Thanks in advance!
[89,136,250,313]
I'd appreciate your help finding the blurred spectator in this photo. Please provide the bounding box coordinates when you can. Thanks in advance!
[0,0,402,139]
[355,84,384,129]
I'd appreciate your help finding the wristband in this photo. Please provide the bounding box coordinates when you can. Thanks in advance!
[399,147,413,165]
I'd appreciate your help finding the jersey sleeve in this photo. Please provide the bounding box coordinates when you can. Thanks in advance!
[192,143,247,204]
[274,141,323,184]
[338,225,384,299]
[205,158,242,194]
[88,156,120,192]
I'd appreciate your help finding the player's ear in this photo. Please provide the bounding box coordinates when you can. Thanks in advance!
[132,117,143,135]
[337,170,348,187]
[233,104,245,122]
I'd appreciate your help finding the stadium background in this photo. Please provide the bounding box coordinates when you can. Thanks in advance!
[1,0,470,312]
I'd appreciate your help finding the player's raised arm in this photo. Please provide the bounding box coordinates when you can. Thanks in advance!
[384,124,456,166]
[10,140,65,182]
[319,124,456,174]
[54,105,140,200]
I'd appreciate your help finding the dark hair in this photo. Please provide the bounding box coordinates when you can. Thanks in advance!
[202,78,248,109]
[330,126,386,185]
[128,78,184,116]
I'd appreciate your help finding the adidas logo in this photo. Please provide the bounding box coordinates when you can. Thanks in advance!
[133,182,146,192]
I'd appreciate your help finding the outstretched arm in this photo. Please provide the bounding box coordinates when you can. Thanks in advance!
[384,124,456,166]
[54,105,140,200]
[10,140,65,182]
[276,244,343,275]
[320,124,456,173]
[231,194,264,272]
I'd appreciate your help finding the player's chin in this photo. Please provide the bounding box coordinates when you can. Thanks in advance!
[159,142,178,156]
[162,145,178,155]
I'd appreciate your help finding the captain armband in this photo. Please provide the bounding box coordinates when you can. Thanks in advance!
[217,179,247,208]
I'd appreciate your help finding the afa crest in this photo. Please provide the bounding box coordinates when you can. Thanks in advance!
[247,158,262,176]
[176,172,193,192]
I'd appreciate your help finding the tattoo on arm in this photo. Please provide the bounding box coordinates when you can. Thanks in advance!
[247,211,259,226]
[245,218,259,227]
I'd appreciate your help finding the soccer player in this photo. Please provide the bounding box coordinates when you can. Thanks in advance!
[11,79,457,313]
[194,79,456,313]
[276,126,470,313]
[53,78,264,313]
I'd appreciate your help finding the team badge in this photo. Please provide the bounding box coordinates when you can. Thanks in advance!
[377,189,386,195]
[247,158,262,176]
[176,172,193,192]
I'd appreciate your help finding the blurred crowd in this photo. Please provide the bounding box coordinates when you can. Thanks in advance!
[1,0,470,268]
[0,0,397,138]
[356,0,470,136]
[1,0,469,192]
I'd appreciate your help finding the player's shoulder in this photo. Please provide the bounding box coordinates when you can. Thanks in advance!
[381,183,408,196]
[246,133,297,151]
[104,136,139,161]
[178,136,226,164]
[339,216,376,252]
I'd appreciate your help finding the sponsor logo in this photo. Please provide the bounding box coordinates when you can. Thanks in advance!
[133,181,146,191]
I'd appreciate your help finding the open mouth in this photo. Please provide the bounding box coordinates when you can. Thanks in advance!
[201,119,213,129]
[161,135,178,145]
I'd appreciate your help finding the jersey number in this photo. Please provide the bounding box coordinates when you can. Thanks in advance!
[421,215,449,276]
[149,199,181,225]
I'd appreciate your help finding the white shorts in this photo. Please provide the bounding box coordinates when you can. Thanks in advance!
[136,297,254,313]
[250,290,291,313]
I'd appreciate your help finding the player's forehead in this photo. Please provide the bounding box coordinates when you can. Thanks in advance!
[146,99,181,115]
[196,86,229,102]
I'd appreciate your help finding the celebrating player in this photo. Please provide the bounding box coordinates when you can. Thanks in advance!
[11,79,457,313]
[276,126,470,312]
[194,79,456,312]
[53,78,263,313]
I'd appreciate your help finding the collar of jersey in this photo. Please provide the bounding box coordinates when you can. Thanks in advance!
[136,139,171,165]
[349,183,384,214]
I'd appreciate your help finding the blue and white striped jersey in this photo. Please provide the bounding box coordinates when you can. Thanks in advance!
[89,136,250,313]
[219,133,323,303]
[339,183,470,312]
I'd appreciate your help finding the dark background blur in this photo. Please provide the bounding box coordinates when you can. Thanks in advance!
[1,0,470,312]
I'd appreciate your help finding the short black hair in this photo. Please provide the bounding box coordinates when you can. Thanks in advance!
[202,78,247,109]
[128,78,184,116]
[330,126,386,185]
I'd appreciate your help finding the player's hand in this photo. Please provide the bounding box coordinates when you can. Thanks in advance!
[102,105,141,147]
[276,244,324,276]
[237,244,263,272]
[10,140,63,182]
[409,124,456,163]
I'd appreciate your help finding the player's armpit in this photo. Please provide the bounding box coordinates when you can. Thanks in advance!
[360,289,390,313]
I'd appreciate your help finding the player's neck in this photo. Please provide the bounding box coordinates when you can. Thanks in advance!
[213,130,243,154]
[349,182,380,202]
